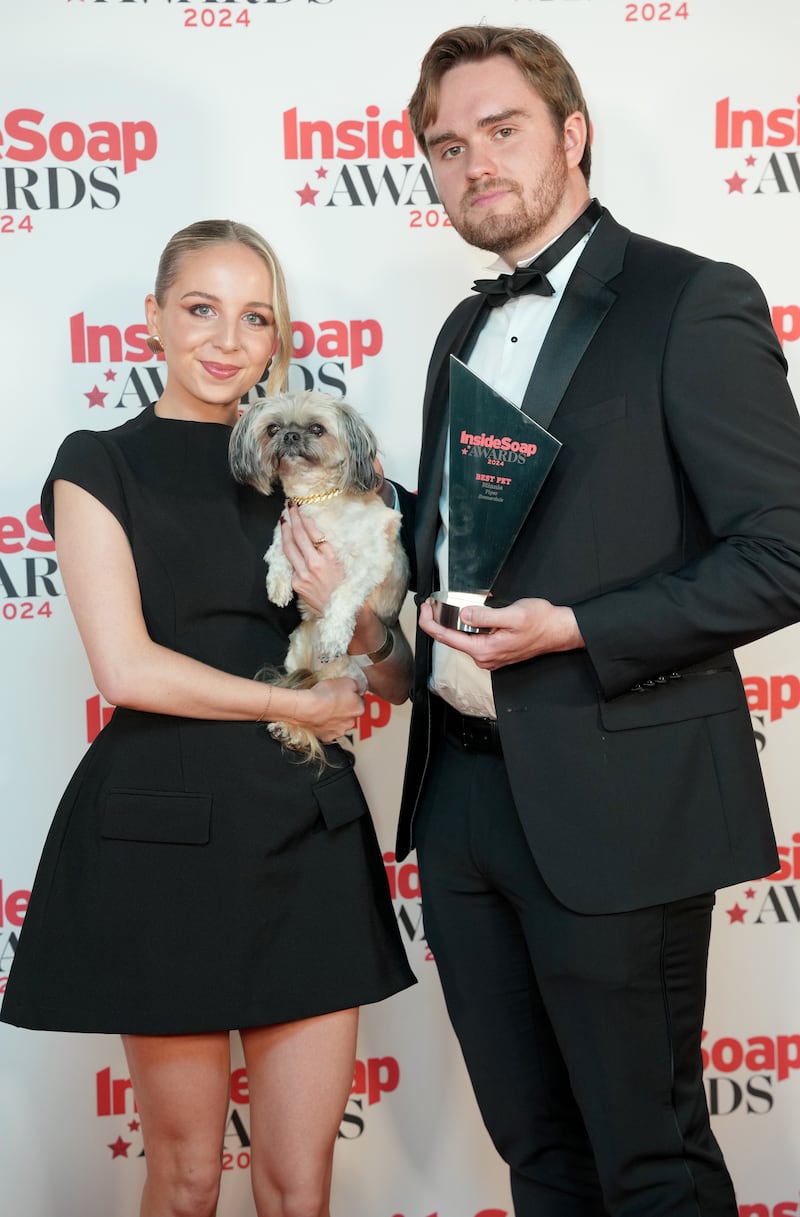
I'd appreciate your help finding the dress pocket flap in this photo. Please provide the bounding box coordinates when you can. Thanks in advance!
[313,765,369,831]
[103,789,212,845]
[599,670,740,732]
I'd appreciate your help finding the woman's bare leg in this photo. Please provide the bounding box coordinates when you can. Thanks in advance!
[241,1008,359,1217]
[122,1031,232,1217]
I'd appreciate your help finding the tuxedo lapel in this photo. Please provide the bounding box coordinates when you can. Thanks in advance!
[415,295,487,590]
[520,214,629,430]
[414,214,630,592]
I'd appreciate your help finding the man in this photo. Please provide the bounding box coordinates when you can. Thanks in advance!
[394,24,800,1217]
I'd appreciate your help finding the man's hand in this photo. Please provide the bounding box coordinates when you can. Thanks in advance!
[419,597,585,670]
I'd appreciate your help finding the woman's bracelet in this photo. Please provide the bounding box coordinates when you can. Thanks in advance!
[256,685,274,723]
[257,687,302,723]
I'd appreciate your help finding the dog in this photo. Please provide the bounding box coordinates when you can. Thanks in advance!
[229,390,409,763]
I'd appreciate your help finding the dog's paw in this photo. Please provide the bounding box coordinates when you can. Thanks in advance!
[318,649,345,666]
[265,555,294,606]
[267,720,327,767]
[316,617,354,664]
[267,719,313,750]
[266,574,294,607]
[266,720,290,743]
[264,541,294,607]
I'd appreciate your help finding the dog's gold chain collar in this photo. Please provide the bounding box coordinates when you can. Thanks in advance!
[288,488,344,506]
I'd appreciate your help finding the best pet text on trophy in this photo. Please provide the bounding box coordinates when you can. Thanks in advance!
[431,357,562,634]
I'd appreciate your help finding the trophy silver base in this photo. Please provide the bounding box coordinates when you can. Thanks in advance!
[430,591,494,635]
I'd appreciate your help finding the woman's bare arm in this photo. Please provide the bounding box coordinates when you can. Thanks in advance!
[54,479,364,739]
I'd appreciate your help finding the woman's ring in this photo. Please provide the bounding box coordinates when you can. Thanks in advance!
[312,536,327,549]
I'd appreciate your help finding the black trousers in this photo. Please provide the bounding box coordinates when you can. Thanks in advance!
[414,732,737,1217]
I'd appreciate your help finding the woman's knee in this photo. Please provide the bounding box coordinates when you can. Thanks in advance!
[251,1163,331,1217]
[144,1147,223,1217]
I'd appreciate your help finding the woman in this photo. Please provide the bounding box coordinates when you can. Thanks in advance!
[1,219,415,1217]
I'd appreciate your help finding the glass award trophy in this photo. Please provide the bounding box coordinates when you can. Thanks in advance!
[431,357,562,633]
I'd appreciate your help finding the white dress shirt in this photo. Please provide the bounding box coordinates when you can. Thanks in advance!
[431,228,593,718]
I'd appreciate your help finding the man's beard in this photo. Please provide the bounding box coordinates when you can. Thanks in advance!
[450,147,568,258]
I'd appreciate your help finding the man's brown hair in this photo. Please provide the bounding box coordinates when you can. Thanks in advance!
[409,24,591,183]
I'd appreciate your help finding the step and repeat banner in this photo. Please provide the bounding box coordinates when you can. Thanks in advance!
[2,1,800,1215]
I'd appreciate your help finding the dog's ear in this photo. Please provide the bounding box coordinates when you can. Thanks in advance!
[229,407,277,496]
[337,402,381,493]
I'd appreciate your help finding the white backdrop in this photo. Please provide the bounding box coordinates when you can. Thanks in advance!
[2,2,800,1215]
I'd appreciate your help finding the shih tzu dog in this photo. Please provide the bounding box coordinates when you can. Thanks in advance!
[229,390,409,763]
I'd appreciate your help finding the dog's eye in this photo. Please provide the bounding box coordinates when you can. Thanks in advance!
[308,423,326,437]
[266,423,281,437]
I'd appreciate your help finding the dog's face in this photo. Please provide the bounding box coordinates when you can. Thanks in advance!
[230,390,381,499]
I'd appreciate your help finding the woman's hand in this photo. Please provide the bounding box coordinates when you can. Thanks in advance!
[281,503,344,614]
[293,677,366,742]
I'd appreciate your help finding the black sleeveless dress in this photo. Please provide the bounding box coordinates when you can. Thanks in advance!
[0,406,414,1034]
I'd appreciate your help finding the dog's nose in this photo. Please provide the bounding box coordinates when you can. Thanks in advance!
[285,430,301,444]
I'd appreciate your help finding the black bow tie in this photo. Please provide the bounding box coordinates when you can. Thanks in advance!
[472,197,603,308]
[473,263,554,305]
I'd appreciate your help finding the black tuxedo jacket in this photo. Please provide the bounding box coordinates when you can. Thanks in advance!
[395,210,800,913]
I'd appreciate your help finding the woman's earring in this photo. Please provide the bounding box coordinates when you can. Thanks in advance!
[146,334,164,355]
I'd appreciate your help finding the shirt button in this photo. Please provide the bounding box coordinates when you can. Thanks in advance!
[510,336,518,343]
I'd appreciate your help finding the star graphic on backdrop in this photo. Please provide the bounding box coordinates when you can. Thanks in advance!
[745,155,757,167]
[85,385,107,408]
[726,903,747,924]
[725,171,746,194]
[108,1136,131,1159]
[315,166,328,179]
[745,887,756,900]
[128,1119,140,1131]
[104,368,117,382]
[462,448,469,455]
[296,182,319,206]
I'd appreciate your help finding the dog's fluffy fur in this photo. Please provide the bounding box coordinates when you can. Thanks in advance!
[229,390,409,763]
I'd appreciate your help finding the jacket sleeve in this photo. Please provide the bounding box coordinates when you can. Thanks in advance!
[386,480,418,593]
[574,259,800,699]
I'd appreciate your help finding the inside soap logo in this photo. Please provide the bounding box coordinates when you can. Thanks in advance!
[722,830,800,928]
[702,1029,800,1116]
[745,672,800,753]
[283,105,441,212]
[738,1203,800,1217]
[70,312,383,409]
[282,317,383,397]
[96,1056,399,1161]
[342,1055,402,1140]
[0,108,157,215]
[78,0,333,6]
[96,1065,250,1165]
[716,95,800,195]
[0,878,30,995]
[383,852,431,960]
[70,312,165,412]
[87,694,115,743]
[390,1211,508,1217]
[0,505,61,617]
[73,0,334,25]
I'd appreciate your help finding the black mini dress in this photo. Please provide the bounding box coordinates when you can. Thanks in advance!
[0,406,414,1034]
